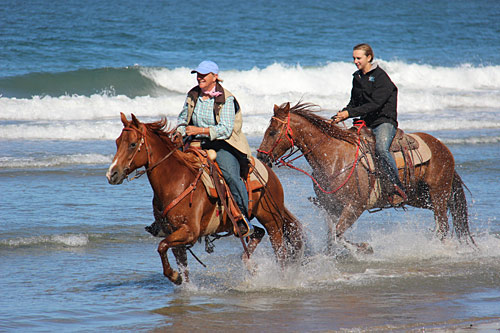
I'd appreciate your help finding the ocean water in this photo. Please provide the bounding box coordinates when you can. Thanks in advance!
[1,0,500,331]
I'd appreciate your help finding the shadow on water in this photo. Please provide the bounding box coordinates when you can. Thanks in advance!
[92,273,175,293]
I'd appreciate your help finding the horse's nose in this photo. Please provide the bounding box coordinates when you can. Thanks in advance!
[256,151,265,162]
[256,152,272,168]
[106,167,124,185]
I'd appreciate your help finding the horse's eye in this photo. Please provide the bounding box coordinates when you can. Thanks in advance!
[130,142,137,149]
[269,130,278,136]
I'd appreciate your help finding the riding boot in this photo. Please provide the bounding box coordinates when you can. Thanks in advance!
[376,156,407,204]
[236,215,254,238]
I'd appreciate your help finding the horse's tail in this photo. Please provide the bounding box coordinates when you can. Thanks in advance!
[448,171,475,245]
[281,206,304,262]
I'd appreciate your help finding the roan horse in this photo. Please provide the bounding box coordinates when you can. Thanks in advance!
[257,102,474,253]
[107,113,303,285]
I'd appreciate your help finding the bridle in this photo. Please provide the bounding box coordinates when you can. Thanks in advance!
[258,112,366,194]
[121,124,179,181]
[256,113,297,163]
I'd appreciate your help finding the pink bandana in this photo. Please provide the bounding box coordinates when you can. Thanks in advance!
[202,86,222,98]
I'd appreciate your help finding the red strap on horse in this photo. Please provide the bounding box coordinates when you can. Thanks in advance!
[279,120,365,195]
[256,114,294,159]
[162,167,204,216]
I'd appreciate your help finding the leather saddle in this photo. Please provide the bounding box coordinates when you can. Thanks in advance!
[350,126,419,153]
[185,147,268,220]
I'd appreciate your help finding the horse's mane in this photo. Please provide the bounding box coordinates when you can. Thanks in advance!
[143,118,200,174]
[280,102,359,145]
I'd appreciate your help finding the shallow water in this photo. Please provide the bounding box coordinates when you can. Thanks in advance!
[1,138,500,332]
[2,0,500,331]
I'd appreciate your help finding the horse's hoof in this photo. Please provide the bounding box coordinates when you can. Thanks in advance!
[357,242,374,254]
[327,246,351,260]
[242,256,257,275]
[170,271,183,285]
[337,239,374,255]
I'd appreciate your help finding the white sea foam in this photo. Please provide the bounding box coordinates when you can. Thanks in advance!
[1,62,499,141]
[0,153,112,169]
[2,234,89,247]
[191,223,500,292]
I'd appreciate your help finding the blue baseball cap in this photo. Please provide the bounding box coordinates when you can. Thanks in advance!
[191,60,219,75]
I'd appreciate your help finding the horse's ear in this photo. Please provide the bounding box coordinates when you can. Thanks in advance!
[131,113,141,128]
[120,112,129,127]
[283,102,291,113]
[273,104,279,114]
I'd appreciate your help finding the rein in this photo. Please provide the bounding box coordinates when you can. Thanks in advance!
[122,126,179,181]
[257,114,297,162]
[122,125,204,215]
[162,166,204,216]
[259,113,366,194]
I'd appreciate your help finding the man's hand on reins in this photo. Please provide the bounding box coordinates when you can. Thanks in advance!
[326,110,349,124]
[331,110,349,124]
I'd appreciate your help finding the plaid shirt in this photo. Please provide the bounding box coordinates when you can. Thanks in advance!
[177,95,235,140]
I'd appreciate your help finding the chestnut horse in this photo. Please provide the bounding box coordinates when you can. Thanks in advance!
[107,113,303,285]
[257,102,474,253]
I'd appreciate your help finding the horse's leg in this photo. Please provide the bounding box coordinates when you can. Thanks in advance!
[253,206,288,265]
[319,194,342,255]
[172,246,189,283]
[242,226,266,273]
[325,214,337,254]
[429,188,450,239]
[157,225,198,285]
[335,204,372,254]
[267,223,287,265]
[281,207,304,262]
[243,226,266,260]
[251,194,286,265]
[418,133,454,240]
[158,238,182,285]
[251,167,304,266]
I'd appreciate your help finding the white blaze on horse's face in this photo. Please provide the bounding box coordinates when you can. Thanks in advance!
[106,131,132,185]
[106,158,119,183]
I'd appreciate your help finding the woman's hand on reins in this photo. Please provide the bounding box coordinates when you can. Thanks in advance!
[185,126,209,136]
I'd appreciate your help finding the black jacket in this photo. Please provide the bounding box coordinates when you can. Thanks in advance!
[344,64,398,128]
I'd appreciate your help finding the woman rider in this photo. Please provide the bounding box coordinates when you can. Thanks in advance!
[177,60,254,237]
[332,44,407,203]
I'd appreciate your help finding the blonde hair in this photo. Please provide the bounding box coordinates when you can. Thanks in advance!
[353,43,374,63]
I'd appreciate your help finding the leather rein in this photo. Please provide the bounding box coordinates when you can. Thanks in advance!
[257,113,365,194]
[122,125,179,182]
[121,125,201,216]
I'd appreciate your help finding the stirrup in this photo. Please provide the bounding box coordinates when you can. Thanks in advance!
[389,185,407,207]
[236,216,254,238]
[393,184,408,201]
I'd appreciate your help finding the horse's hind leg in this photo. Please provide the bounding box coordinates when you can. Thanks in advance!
[430,189,450,239]
[426,165,453,239]
[419,133,454,239]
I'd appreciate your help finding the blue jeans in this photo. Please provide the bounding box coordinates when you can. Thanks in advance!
[202,141,249,218]
[372,122,404,189]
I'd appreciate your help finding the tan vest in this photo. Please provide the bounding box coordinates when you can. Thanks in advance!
[185,83,251,159]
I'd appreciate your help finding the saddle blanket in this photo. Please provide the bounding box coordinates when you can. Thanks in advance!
[361,133,431,171]
[200,155,269,235]
[361,133,432,208]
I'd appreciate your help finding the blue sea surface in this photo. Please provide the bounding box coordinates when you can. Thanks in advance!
[2,0,499,78]
[1,0,500,331]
